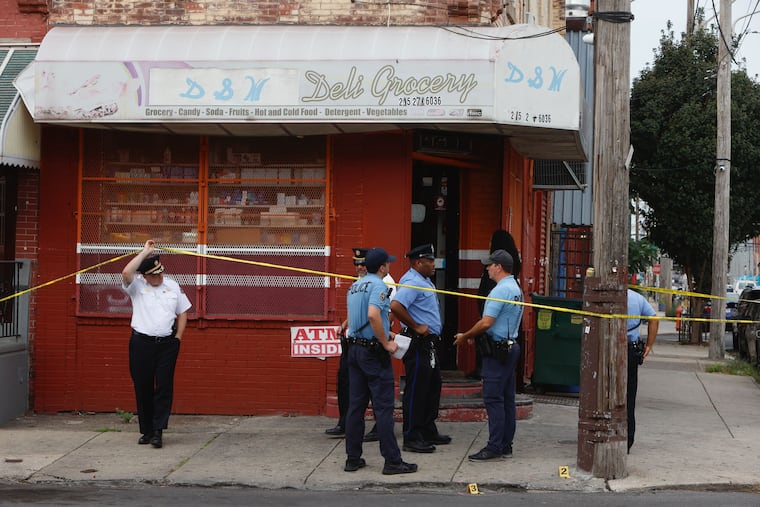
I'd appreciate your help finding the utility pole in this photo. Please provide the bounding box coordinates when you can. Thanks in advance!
[687,0,695,34]
[577,0,631,479]
[709,0,731,360]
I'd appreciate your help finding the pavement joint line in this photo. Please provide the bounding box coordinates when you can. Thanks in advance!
[170,432,222,477]
[305,436,343,486]
[33,431,104,483]
[695,372,735,439]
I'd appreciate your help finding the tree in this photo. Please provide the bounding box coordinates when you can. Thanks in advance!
[628,237,659,276]
[630,25,760,341]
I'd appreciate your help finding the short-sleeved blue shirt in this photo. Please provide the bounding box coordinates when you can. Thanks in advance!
[483,275,523,341]
[393,268,442,335]
[347,273,391,340]
[627,289,656,342]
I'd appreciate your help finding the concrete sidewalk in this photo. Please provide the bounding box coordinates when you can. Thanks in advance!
[2,330,759,493]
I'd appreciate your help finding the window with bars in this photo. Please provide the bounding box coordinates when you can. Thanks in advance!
[549,225,593,298]
[78,131,329,320]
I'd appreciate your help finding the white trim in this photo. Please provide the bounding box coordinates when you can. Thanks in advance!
[459,249,489,261]
[459,278,482,290]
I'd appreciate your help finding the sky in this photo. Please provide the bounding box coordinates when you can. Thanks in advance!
[630,0,760,82]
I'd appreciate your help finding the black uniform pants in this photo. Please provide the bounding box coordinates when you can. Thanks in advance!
[345,345,401,465]
[402,339,442,443]
[129,333,181,435]
[627,341,640,451]
[336,345,350,429]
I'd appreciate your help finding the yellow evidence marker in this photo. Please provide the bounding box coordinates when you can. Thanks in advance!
[558,466,570,478]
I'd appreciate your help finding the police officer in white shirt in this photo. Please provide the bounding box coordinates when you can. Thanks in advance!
[122,239,192,449]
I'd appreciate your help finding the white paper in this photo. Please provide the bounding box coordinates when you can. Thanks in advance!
[392,333,412,359]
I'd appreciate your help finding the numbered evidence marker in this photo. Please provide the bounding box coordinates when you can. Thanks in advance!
[558,465,570,478]
[467,483,481,495]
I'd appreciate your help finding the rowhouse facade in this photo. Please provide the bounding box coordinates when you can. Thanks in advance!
[8,1,585,417]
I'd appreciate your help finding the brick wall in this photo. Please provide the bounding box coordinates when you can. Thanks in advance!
[15,169,38,259]
[34,126,79,412]
[15,168,39,407]
[0,0,47,42]
[47,0,506,26]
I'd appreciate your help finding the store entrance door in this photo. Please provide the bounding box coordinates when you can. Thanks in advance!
[410,163,459,370]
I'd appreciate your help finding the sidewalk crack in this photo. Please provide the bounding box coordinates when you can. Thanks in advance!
[696,372,735,438]
[304,438,343,486]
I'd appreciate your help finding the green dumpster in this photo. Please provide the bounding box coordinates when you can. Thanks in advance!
[531,294,583,387]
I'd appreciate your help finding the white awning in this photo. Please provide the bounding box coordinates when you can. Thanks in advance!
[15,25,585,160]
[1,46,39,169]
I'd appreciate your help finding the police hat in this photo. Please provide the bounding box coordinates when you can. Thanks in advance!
[137,255,165,275]
[482,249,513,270]
[352,247,368,265]
[406,243,435,260]
[365,248,396,270]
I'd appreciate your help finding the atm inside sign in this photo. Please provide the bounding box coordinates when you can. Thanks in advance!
[290,326,342,358]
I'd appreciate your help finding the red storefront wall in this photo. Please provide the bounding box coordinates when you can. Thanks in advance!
[33,127,412,415]
[454,143,544,384]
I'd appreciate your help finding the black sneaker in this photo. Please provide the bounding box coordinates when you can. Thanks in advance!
[468,448,502,461]
[138,434,151,445]
[325,425,345,436]
[344,458,366,472]
[502,445,513,458]
[382,461,418,475]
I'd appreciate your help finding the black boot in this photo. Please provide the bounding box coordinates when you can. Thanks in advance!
[150,429,163,448]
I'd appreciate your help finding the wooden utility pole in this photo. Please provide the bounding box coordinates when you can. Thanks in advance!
[709,0,731,360]
[577,0,631,479]
[687,0,695,34]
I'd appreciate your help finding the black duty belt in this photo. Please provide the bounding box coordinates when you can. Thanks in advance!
[401,328,440,343]
[132,329,174,343]
[347,337,376,347]
[494,338,516,351]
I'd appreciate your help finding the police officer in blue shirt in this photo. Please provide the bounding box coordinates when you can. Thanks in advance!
[626,288,658,453]
[454,249,523,461]
[391,244,450,453]
[325,248,378,442]
[344,247,417,475]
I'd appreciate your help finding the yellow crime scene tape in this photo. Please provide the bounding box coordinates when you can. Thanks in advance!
[1,247,758,326]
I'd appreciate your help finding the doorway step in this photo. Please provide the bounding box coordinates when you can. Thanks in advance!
[435,370,533,422]
[325,370,533,422]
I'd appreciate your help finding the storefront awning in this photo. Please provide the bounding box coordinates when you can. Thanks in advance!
[1,46,39,169]
[15,25,585,161]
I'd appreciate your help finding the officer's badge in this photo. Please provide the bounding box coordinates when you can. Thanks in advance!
[379,292,387,301]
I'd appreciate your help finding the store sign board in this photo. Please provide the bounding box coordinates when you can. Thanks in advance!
[29,55,578,130]
[290,325,342,358]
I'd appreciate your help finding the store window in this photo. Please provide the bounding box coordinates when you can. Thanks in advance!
[78,131,329,320]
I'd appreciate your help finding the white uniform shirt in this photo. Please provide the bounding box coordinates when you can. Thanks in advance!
[383,273,396,299]
[123,275,192,337]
